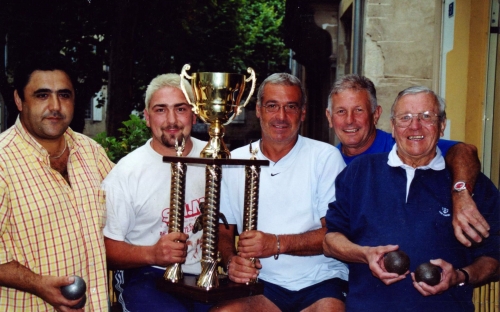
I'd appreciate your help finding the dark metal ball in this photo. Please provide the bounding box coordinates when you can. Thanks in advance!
[61,276,87,300]
[384,250,410,275]
[71,293,87,309]
[415,262,441,286]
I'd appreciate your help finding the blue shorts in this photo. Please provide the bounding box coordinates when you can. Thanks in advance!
[261,278,348,312]
[115,266,212,312]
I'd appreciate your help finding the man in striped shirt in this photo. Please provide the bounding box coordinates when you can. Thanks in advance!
[0,52,113,311]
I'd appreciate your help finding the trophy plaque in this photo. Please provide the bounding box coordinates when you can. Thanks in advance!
[157,65,268,303]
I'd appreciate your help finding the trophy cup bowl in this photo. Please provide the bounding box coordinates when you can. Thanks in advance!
[180,64,256,159]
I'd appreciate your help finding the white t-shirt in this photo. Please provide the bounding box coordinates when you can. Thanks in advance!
[220,135,349,290]
[102,137,206,274]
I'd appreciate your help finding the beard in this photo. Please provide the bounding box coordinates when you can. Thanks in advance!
[161,133,180,148]
[160,126,186,149]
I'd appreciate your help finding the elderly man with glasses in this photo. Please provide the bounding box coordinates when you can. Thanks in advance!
[325,74,489,247]
[214,73,349,312]
[323,86,499,312]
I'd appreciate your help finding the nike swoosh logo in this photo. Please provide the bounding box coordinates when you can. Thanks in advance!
[271,173,280,176]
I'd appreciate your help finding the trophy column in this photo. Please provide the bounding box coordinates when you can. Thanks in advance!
[164,140,186,283]
[242,143,261,284]
[158,157,268,303]
[197,164,222,289]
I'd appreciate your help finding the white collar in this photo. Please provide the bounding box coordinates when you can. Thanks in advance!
[387,144,445,202]
[387,144,445,171]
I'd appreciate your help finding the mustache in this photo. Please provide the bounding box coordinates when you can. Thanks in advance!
[162,125,183,131]
[43,111,65,119]
[270,119,290,127]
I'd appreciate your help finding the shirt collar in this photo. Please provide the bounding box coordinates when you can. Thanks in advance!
[14,116,77,162]
[258,135,303,168]
[387,143,445,170]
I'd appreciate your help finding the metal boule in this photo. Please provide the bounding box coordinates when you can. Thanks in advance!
[61,275,87,300]
[71,293,87,309]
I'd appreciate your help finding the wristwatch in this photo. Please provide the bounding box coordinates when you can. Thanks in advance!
[453,181,472,196]
[457,268,469,286]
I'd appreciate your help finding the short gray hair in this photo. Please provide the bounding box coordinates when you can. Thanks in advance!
[145,73,194,109]
[256,73,307,107]
[327,74,378,112]
[390,86,446,119]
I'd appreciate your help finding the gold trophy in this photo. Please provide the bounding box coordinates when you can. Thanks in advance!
[180,64,258,291]
[158,65,267,303]
[180,64,256,159]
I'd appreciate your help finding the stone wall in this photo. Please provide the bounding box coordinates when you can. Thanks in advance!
[363,0,439,131]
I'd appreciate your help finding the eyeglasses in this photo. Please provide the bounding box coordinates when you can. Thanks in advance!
[392,111,441,128]
[261,103,302,114]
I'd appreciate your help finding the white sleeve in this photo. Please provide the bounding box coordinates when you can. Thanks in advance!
[102,168,135,242]
[315,147,346,219]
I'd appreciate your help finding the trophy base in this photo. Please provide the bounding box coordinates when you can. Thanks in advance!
[157,275,264,304]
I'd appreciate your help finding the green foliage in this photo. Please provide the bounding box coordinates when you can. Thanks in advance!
[230,0,289,77]
[1,0,288,133]
[94,114,150,162]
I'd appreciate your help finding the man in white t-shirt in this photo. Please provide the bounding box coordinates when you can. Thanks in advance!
[102,74,209,311]
[213,73,349,312]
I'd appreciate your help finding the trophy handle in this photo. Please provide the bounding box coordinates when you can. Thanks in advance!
[236,67,256,116]
[180,64,199,115]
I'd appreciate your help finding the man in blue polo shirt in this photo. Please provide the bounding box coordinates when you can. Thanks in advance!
[325,74,489,246]
[323,86,499,311]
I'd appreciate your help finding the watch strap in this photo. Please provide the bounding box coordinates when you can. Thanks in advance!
[457,268,470,286]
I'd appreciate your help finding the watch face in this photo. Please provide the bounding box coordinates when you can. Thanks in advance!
[453,181,472,195]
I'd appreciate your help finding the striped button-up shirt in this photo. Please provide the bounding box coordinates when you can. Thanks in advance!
[0,117,113,311]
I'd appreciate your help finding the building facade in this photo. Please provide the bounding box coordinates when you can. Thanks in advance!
[286,0,499,187]
[285,1,498,310]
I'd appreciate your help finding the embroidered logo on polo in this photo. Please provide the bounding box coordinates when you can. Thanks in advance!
[439,207,450,217]
[271,173,280,176]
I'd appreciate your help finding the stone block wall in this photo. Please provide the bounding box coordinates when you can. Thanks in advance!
[363,0,439,131]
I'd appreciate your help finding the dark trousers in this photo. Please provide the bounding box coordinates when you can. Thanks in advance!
[115,266,212,312]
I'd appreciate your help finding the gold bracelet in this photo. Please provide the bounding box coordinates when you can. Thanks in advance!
[274,234,280,260]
